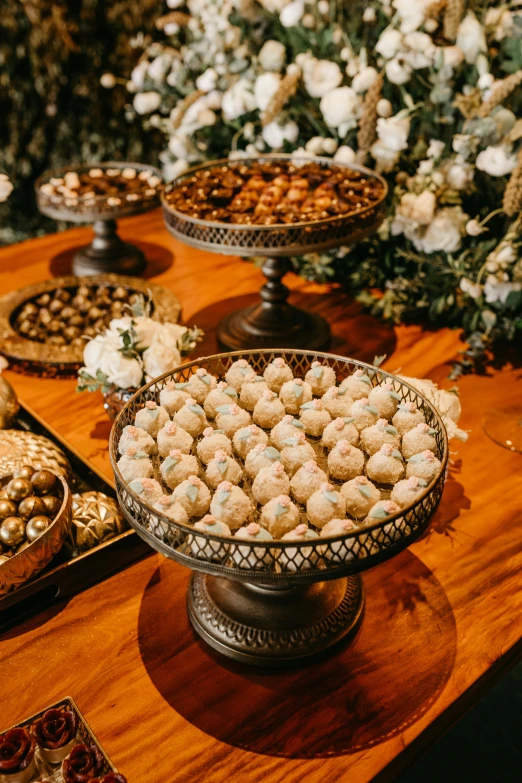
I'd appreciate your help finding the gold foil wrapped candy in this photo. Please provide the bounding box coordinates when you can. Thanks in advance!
[68,492,126,553]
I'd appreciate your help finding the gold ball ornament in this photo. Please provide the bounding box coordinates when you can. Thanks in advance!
[0,499,18,521]
[0,372,19,430]
[0,517,26,547]
[26,515,51,542]
[18,495,48,521]
[31,470,58,496]
[42,495,62,516]
[6,477,33,501]
[69,492,126,553]
[13,465,35,480]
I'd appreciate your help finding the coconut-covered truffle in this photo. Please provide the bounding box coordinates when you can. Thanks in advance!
[368,381,402,420]
[174,398,209,437]
[196,427,233,464]
[360,418,400,456]
[327,440,365,481]
[225,358,255,391]
[280,432,316,476]
[366,443,405,485]
[159,381,191,415]
[205,450,243,489]
[270,415,306,450]
[365,499,401,525]
[280,524,320,571]
[252,389,286,428]
[173,475,211,517]
[152,495,189,524]
[117,448,153,482]
[349,398,380,431]
[321,416,359,449]
[279,378,313,415]
[263,357,293,393]
[290,460,328,504]
[157,420,194,458]
[135,401,169,437]
[321,386,354,418]
[232,424,269,459]
[391,475,429,508]
[340,368,373,400]
[341,476,381,519]
[214,403,251,436]
[244,443,281,479]
[118,425,156,456]
[306,483,346,528]
[160,449,200,489]
[298,399,332,437]
[320,518,361,562]
[186,368,218,403]
[128,477,163,503]
[210,480,252,529]
[188,514,232,561]
[304,361,337,395]
[392,401,425,437]
[260,494,300,538]
[204,381,238,418]
[232,522,274,569]
[252,462,290,505]
[405,450,442,483]
[401,423,437,460]
[239,374,269,411]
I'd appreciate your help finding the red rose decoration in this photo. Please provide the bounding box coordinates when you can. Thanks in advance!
[0,727,35,773]
[34,708,78,749]
[62,744,105,783]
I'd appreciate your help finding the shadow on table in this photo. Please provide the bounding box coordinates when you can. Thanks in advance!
[137,549,456,759]
[48,241,173,279]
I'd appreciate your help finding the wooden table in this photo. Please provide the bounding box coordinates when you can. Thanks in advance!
[1,210,521,783]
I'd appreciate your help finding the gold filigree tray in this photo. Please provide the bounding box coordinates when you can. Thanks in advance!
[0,274,181,378]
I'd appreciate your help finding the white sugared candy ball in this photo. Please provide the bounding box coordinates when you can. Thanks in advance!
[368,381,401,420]
[391,475,429,507]
[270,415,306,450]
[298,399,332,437]
[232,424,268,459]
[406,450,442,483]
[280,524,320,571]
[118,425,156,456]
[205,450,243,489]
[360,418,400,456]
[186,368,218,403]
[280,432,315,476]
[340,368,373,400]
[215,403,251,436]
[135,401,169,436]
[196,427,233,464]
[244,443,281,479]
[321,386,353,418]
[188,514,231,561]
[174,398,209,437]
[341,476,381,519]
[304,361,337,395]
[117,448,153,481]
[327,439,365,481]
[290,460,328,504]
[159,381,191,415]
[322,416,359,449]
[365,499,401,525]
[173,475,211,517]
[239,374,269,411]
[320,518,361,562]
[263,357,293,393]
[366,443,405,485]
[260,494,300,538]
[157,420,194,458]
[232,522,274,569]
[152,495,189,524]
[128,477,163,503]
[350,398,380,431]
[204,381,238,418]
[253,389,286,428]
[160,449,200,489]
[252,461,290,505]
[279,378,313,415]
[210,480,252,529]
[306,483,346,528]
[225,358,255,391]
[392,401,425,436]
[401,423,437,460]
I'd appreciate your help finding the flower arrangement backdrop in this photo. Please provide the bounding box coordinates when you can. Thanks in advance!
[109,0,522,370]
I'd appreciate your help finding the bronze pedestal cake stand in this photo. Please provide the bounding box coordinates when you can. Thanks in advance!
[110,350,448,668]
[35,162,162,277]
[162,156,387,352]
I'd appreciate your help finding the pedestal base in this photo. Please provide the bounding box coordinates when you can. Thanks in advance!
[188,573,364,667]
[72,219,146,277]
[218,302,331,352]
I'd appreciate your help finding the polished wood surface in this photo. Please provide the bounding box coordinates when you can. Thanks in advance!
[1,210,521,782]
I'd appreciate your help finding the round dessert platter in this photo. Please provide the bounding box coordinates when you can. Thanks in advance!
[0,274,181,377]
[35,161,162,276]
[162,155,387,352]
[109,349,448,668]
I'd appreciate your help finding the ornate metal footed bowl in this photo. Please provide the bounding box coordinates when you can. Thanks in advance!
[109,350,448,667]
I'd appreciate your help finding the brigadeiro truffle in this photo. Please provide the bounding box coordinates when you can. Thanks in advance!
[116,448,153,482]
[320,518,361,562]
[360,418,400,456]
[280,432,315,476]
[366,443,405,485]
[244,444,281,479]
[215,403,251,436]
[405,450,442,483]
[401,423,437,460]
[188,514,231,561]
[391,475,429,508]
[252,462,290,505]
[365,499,401,525]
[159,381,191,415]
[225,358,255,391]
[253,389,286,428]
[160,449,200,490]
[349,398,380,431]
[118,425,156,456]
[304,361,337,396]
[340,476,381,519]
[392,401,426,437]
[321,386,353,418]
[263,357,293,393]
[206,451,243,489]
[269,415,306,450]
[289,460,328,504]
[173,476,211,517]
[260,494,300,538]
[321,416,359,449]
[128,477,163,503]
[204,381,238,418]
[157,420,194,458]
[232,522,274,569]
[306,483,346,528]
[368,381,402,420]
[327,439,365,481]
[232,424,268,459]
[174,398,209,437]
[280,524,320,571]
[134,401,169,437]
[279,378,313,415]
[152,495,189,524]
[186,368,218,404]
[196,427,233,464]
[298,399,332,437]
[210,481,252,529]
[239,374,269,411]
[339,368,373,400]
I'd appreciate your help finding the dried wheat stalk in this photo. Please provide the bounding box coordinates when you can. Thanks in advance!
[261,68,301,127]
[478,70,522,118]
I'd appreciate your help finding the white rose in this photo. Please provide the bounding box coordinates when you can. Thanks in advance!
[83,333,120,374]
[386,57,412,85]
[376,98,393,118]
[427,140,445,158]
[352,66,378,93]
[334,146,356,164]
[133,91,162,115]
[456,12,487,65]
[196,68,218,93]
[258,40,286,71]
[442,46,464,68]
[280,0,304,27]
[412,207,468,254]
[447,162,473,190]
[376,115,410,152]
[320,86,358,129]
[305,136,325,155]
[398,190,436,226]
[393,0,431,32]
[148,55,172,83]
[222,80,256,120]
[476,146,517,177]
[262,120,299,149]
[460,277,482,299]
[131,61,149,90]
[375,28,403,59]
[370,140,400,172]
[254,72,281,111]
[484,274,521,304]
[322,138,338,154]
[142,330,183,380]
[100,351,143,390]
[403,32,436,69]
[133,316,163,348]
[0,174,13,203]
[417,159,433,175]
[304,59,343,98]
